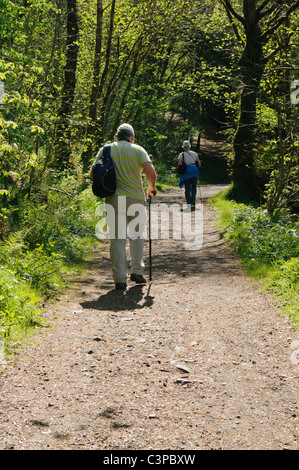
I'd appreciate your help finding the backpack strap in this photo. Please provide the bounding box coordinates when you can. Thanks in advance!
[102,144,112,160]
[187,151,196,163]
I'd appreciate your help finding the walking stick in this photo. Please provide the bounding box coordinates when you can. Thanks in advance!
[148,191,156,282]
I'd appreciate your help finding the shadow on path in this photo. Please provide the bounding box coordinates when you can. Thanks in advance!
[80,284,154,312]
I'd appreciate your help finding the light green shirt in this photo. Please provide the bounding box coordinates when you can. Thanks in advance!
[94,141,151,200]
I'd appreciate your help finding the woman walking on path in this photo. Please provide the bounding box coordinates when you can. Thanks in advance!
[178,140,201,210]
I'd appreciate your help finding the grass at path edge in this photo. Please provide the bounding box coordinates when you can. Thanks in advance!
[209,185,299,330]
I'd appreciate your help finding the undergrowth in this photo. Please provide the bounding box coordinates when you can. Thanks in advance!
[0,175,99,358]
[210,185,299,329]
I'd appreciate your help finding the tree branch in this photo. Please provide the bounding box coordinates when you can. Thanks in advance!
[264,38,294,64]
[222,0,245,44]
[49,187,74,198]
[261,0,299,41]
[103,0,113,12]
[256,0,273,20]
[219,0,246,26]
[257,4,279,22]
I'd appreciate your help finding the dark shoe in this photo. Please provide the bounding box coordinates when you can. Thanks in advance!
[130,273,147,284]
[115,282,127,290]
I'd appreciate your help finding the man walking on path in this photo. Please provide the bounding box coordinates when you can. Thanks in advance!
[90,123,157,290]
[178,140,201,210]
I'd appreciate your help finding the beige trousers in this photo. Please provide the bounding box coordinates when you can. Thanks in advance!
[105,195,146,283]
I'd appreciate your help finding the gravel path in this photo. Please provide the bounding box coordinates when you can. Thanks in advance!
[0,185,298,450]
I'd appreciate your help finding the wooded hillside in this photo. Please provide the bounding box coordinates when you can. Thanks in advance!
[1,0,298,224]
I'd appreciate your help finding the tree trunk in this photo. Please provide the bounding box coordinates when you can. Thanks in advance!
[82,0,117,172]
[81,0,103,172]
[232,0,265,198]
[53,0,79,169]
[88,0,104,124]
[227,0,299,199]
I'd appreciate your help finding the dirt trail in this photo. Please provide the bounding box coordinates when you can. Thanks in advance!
[0,185,298,450]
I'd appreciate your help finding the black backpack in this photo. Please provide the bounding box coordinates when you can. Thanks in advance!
[92,144,116,198]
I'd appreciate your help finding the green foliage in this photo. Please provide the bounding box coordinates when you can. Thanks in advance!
[0,175,98,345]
[269,258,299,291]
[123,2,237,165]
[265,257,299,327]
[224,206,298,263]
[152,160,178,188]
[1,237,64,293]
[19,180,96,262]
[211,186,299,328]
[0,264,43,347]
[253,24,299,213]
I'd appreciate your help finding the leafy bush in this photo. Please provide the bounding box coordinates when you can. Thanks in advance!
[266,257,299,327]
[0,266,43,343]
[152,160,178,188]
[18,179,97,264]
[269,258,299,291]
[225,205,299,263]
[0,177,98,346]
[0,232,63,293]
